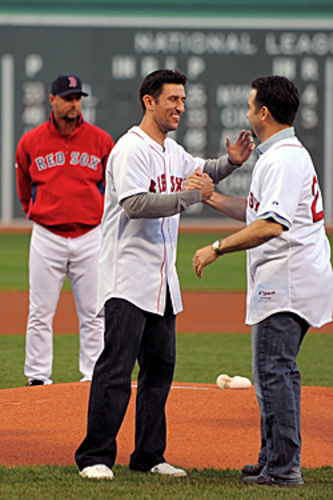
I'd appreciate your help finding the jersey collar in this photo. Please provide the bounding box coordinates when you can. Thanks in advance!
[256,127,295,155]
[128,126,166,154]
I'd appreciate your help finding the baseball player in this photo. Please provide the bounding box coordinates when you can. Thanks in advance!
[75,69,254,480]
[193,75,333,486]
[15,74,115,386]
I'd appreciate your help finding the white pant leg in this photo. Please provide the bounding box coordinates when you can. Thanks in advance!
[67,226,104,381]
[25,223,68,384]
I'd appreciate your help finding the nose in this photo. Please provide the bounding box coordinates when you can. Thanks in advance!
[177,100,185,114]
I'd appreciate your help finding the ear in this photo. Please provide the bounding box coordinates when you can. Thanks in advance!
[261,106,270,122]
[261,106,271,118]
[49,94,55,106]
[142,94,155,111]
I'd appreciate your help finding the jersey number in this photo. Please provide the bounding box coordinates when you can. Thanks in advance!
[311,176,324,223]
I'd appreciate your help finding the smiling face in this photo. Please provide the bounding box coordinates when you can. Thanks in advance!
[150,83,186,135]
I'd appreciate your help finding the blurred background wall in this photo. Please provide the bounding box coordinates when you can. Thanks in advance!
[1,1,333,225]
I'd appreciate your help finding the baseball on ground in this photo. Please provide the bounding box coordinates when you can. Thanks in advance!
[216,374,251,389]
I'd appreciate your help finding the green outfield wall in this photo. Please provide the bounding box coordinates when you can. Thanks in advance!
[0,0,332,17]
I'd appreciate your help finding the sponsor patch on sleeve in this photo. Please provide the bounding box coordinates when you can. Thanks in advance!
[258,290,277,301]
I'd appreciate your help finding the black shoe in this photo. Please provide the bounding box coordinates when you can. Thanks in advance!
[241,463,265,477]
[243,473,276,486]
[243,473,303,487]
[27,379,44,386]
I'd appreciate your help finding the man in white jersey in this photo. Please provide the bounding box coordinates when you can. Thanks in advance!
[193,75,333,486]
[75,69,254,480]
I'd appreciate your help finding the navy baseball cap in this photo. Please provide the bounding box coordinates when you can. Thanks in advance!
[51,74,88,97]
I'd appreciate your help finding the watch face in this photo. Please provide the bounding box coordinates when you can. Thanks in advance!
[213,240,223,255]
[213,240,220,251]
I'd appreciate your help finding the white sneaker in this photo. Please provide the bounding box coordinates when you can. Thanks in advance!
[150,463,187,477]
[79,464,114,480]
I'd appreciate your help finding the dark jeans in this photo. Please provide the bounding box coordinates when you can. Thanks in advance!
[75,293,176,472]
[252,312,309,484]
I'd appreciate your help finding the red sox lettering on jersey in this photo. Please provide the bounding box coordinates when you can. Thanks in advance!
[149,174,183,193]
[248,191,260,212]
[35,151,101,171]
[248,192,281,212]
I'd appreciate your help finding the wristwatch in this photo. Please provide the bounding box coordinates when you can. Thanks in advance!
[212,239,224,256]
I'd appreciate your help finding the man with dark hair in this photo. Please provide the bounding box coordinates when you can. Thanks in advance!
[139,69,188,111]
[251,75,300,126]
[193,75,333,486]
[75,69,254,480]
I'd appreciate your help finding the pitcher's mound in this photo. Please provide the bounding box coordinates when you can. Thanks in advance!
[0,382,332,469]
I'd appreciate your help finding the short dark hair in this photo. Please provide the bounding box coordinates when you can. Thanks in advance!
[139,69,188,112]
[251,75,300,126]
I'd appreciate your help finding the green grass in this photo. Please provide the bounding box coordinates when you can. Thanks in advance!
[0,233,72,291]
[177,232,247,291]
[0,465,332,500]
[1,231,332,292]
[0,233,30,290]
[0,335,81,389]
[1,332,332,390]
[0,232,246,292]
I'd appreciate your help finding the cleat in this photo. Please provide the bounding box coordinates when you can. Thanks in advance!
[28,379,44,386]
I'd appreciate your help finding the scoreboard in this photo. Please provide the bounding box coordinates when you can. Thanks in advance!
[1,15,333,222]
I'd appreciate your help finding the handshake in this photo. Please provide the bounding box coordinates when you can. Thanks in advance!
[184,167,215,202]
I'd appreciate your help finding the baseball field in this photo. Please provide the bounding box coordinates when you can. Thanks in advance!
[0,228,332,499]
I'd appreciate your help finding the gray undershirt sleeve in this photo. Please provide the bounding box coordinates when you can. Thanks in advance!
[121,190,202,219]
[203,156,241,184]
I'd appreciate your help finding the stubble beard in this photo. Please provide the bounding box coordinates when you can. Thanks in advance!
[64,110,80,122]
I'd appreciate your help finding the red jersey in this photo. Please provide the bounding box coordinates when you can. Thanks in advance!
[15,113,114,237]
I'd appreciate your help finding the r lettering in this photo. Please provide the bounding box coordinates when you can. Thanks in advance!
[35,157,47,171]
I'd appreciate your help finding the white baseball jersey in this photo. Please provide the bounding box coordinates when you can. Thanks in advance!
[97,126,205,316]
[246,127,333,327]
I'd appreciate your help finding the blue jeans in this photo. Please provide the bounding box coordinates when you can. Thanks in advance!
[252,312,308,485]
[75,292,176,472]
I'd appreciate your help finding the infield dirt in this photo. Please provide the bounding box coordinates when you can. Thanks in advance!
[1,290,332,335]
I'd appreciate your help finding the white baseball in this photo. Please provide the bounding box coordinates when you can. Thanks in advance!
[216,374,232,389]
[229,376,252,389]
